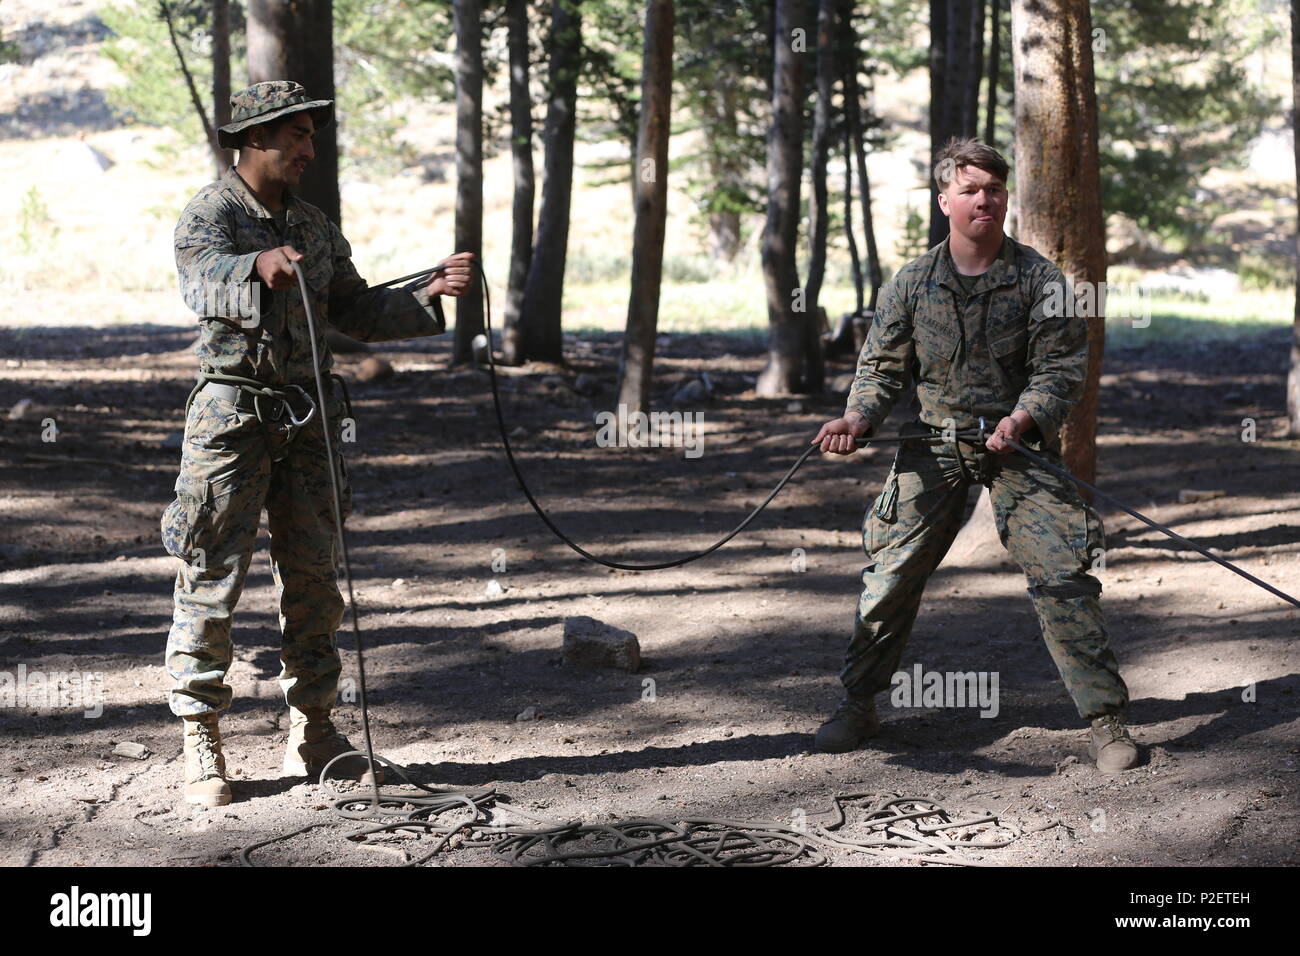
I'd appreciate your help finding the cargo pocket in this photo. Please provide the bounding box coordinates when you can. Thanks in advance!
[161,472,238,567]
[161,473,210,564]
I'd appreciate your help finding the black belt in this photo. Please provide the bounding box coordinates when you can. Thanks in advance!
[186,371,354,432]
[199,379,317,427]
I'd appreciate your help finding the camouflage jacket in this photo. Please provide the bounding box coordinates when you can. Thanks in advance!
[174,167,445,386]
[846,233,1085,450]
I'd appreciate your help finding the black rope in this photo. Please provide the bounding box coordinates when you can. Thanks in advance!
[290,261,384,811]
[958,421,1300,611]
[238,255,1296,869]
[468,262,981,569]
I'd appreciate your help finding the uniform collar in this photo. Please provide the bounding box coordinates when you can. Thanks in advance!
[936,233,1019,293]
[221,166,308,226]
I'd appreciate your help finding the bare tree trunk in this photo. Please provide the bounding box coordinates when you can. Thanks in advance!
[841,0,881,312]
[928,0,984,248]
[928,0,947,249]
[707,82,743,262]
[212,0,233,176]
[617,0,674,414]
[842,99,863,316]
[1288,0,1300,435]
[804,0,835,326]
[797,0,831,392]
[757,0,810,396]
[984,0,1001,146]
[453,0,484,364]
[521,0,581,364]
[502,0,534,366]
[965,0,985,145]
[248,0,340,226]
[1012,0,1106,493]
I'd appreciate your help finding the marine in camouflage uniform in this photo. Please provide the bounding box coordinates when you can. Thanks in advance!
[162,81,470,803]
[812,139,1135,771]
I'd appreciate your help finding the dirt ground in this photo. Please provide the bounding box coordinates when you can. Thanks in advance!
[0,322,1297,867]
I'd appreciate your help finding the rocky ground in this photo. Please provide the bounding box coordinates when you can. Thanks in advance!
[0,323,1296,867]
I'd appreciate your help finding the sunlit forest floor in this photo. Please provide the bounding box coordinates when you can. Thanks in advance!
[0,0,1297,867]
[1,320,1297,866]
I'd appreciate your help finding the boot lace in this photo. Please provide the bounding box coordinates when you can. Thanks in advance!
[192,721,220,776]
[1095,714,1129,743]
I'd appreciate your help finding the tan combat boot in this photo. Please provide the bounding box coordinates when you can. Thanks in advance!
[1089,713,1139,773]
[283,707,384,785]
[814,696,881,753]
[182,713,232,807]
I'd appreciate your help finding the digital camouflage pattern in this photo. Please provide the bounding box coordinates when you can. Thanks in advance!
[847,234,1081,450]
[216,80,333,149]
[174,166,444,386]
[843,435,1128,720]
[163,389,353,716]
[839,234,1127,721]
[164,166,446,717]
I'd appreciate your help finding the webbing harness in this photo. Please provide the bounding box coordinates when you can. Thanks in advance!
[184,369,354,440]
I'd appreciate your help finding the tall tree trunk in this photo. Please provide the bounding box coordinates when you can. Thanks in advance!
[984,0,1001,146]
[617,0,674,413]
[756,0,810,396]
[840,0,881,312]
[212,0,233,176]
[502,0,535,366]
[1012,0,1106,493]
[707,82,743,262]
[1288,0,1300,435]
[521,0,581,364]
[842,100,863,316]
[928,0,984,248]
[803,0,835,384]
[928,0,947,248]
[247,0,340,226]
[453,0,485,364]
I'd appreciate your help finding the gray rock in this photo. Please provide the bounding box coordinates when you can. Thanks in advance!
[484,579,504,597]
[355,356,394,382]
[112,741,150,760]
[516,706,538,722]
[673,379,708,404]
[562,616,641,672]
[7,398,33,420]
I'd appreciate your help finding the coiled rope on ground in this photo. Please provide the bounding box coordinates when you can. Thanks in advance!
[231,257,1296,868]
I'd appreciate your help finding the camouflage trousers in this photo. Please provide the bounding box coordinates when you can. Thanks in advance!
[161,387,352,717]
[842,432,1128,721]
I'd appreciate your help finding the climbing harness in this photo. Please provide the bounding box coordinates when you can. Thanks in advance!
[236,255,1297,868]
